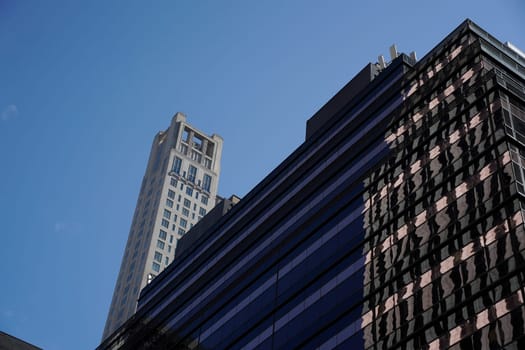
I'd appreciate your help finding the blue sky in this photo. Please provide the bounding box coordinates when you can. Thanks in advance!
[0,1,524,349]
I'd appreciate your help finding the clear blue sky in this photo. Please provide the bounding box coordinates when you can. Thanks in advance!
[0,1,523,349]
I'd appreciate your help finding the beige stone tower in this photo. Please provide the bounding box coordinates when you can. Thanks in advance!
[102,113,223,339]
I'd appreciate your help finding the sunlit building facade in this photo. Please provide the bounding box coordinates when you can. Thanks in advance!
[102,113,223,340]
[99,20,525,349]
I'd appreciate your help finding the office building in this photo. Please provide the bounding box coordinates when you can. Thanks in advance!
[98,19,525,349]
[102,113,223,340]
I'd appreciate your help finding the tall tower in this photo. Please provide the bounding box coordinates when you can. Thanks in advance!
[102,113,223,339]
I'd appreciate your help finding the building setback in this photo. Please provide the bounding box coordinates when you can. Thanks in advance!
[102,113,223,340]
[98,19,525,349]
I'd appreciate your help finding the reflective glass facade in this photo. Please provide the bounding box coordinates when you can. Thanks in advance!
[98,20,525,350]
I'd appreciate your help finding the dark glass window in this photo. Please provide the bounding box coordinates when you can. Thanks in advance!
[188,165,197,183]
[203,174,212,192]
[172,157,182,174]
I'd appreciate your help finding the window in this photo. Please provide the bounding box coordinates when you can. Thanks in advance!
[204,158,212,169]
[165,257,169,265]
[186,187,193,196]
[167,190,175,199]
[192,135,203,150]
[170,178,177,187]
[199,207,206,216]
[502,99,525,145]
[195,192,199,199]
[180,183,184,190]
[166,199,173,208]
[184,198,191,208]
[178,228,186,235]
[179,143,188,154]
[163,209,171,219]
[203,174,212,192]
[168,245,172,253]
[201,196,209,205]
[188,165,197,183]
[191,150,202,163]
[510,144,525,195]
[159,230,167,240]
[182,208,189,217]
[172,157,182,174]
[169,235,174,243]
[193,203,197,211]
[182,128,190,142]
[178,194,181,202]
[152,262,160,272]
[161,219,169,228]
[180,218,187,228]
[157,240,165,249]
[206,143,214,157]
[154,251,162,262]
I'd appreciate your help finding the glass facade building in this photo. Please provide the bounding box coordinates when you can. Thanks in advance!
[98,20,525,350]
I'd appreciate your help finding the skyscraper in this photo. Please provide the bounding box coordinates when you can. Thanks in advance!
[99,19,525,349]
[102,113,223,340]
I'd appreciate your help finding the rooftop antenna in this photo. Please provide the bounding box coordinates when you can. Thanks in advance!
[378,55,387,69]
[389,44,399,61]
[409,51,417,63]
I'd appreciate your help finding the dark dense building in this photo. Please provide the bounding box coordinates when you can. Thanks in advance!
[0,331,41,350]
[98,19,525,349]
